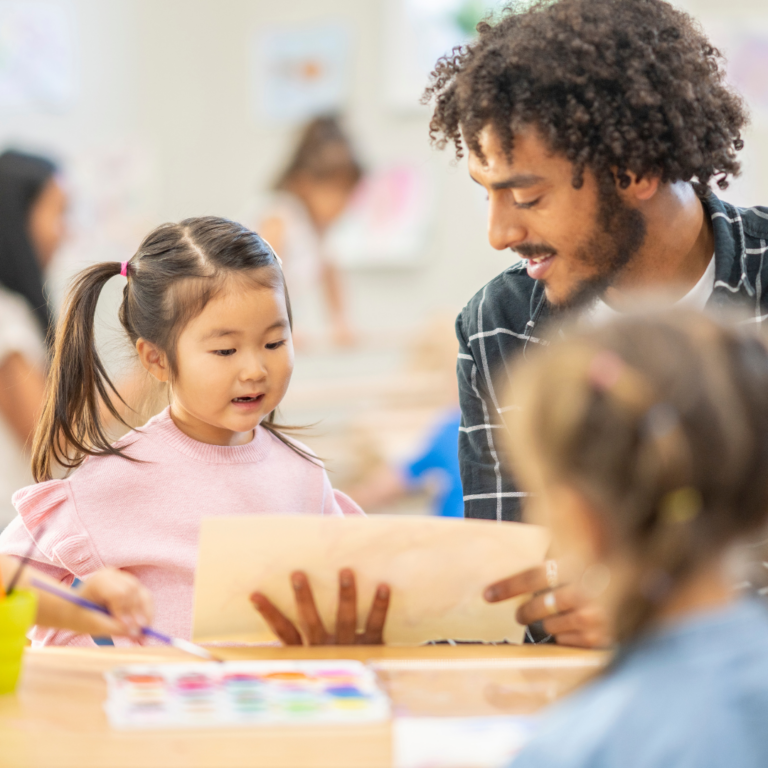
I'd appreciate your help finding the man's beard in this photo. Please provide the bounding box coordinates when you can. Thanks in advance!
[553,177,648,311]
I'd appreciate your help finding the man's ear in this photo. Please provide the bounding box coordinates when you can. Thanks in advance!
[136,338,170,383]
[617,171,660,203]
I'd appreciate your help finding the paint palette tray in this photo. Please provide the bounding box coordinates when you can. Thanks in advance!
[104,660,391,730]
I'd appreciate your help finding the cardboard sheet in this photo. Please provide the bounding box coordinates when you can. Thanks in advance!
[192,515,550,646]
[393,716,538,768]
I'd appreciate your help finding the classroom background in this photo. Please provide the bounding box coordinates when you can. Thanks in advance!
[1,0,767,519]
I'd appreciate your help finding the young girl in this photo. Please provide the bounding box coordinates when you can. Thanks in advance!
[0,216,366,647]
[505,310,768,767]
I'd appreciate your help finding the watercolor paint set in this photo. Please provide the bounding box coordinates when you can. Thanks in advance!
[104,660,391,730]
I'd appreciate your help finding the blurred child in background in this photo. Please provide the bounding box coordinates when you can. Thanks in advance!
[347,409,462,517]
[506,310,768,768]
[255,116,361,347]
[345,314,462,517]
[0,150,68,529]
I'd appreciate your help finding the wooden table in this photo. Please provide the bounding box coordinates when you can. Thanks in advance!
[0,644,606,768]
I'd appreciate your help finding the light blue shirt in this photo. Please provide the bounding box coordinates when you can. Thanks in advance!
[510,598,768,768]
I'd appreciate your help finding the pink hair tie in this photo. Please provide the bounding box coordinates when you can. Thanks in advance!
[120,261,129,277]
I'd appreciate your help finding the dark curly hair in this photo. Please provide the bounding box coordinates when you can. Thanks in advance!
[423,0,747,190]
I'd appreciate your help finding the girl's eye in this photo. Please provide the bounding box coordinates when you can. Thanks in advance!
[213,349,236,356]
[515,197,541,210]
[266,340,286,350]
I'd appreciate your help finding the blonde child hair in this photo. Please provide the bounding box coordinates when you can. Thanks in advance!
[506,309,768,642]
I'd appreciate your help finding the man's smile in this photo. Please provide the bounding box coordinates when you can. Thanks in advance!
[525,253,557,280]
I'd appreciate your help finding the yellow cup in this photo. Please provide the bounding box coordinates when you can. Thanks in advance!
[0,590,38,695]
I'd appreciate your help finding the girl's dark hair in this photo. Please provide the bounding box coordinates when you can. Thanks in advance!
[0,149,58,340]
[33,216,312,482]
[273,116,362,191]
[506,310,768,643]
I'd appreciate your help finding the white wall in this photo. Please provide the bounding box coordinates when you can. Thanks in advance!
[1,0,767,345]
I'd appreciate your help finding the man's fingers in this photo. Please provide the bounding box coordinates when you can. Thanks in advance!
[291,571,330,645]
[551,630,610,649]
[359,584,390,645]
[540,603,599,635]
[515,584,585,626]
[250,592,303,645]
[335,568,358,645]
[484,565,549,603]
[542,604,611,648]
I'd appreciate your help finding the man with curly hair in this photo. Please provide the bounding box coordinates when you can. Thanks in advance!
[424,0,768,648]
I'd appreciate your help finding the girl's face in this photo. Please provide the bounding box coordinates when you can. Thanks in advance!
[302,179,355,229]
[167,280,294,446]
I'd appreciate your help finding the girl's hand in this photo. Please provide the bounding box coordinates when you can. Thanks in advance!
[71,569,154,640]
[250,569,390,645]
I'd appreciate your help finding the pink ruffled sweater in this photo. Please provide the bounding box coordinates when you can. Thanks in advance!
[0,408,362,647]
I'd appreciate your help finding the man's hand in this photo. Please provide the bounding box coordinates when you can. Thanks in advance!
[250,568,390,646]
[484,563,611,648]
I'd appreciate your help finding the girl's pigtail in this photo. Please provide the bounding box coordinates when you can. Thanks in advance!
[32,262,133,481]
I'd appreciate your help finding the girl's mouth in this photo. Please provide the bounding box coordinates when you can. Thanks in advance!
[231,394,265,408]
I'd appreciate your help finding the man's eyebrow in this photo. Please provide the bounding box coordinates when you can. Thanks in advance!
[469,173,545,190]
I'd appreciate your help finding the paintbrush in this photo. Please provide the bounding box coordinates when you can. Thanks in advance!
[29,577,222,662]
[5,536,40,596]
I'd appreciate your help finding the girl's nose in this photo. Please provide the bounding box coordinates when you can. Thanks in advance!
[240,354,268,382]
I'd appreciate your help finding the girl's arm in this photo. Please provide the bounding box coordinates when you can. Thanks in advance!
[0,352,45,446]
[1,555,153,639]
[321,261,355,346]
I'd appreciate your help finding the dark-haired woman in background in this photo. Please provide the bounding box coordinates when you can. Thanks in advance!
[0,149,68,528]
[252,116,362,347]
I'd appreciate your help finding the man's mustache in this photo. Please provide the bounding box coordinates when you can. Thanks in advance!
[513,243,558,259]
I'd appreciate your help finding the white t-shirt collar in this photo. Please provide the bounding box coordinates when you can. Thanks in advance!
[584,255,716,325]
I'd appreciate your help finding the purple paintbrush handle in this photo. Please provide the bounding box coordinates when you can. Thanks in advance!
[30,578,111,615]
[141,626,173,644]
[28,577,170,645]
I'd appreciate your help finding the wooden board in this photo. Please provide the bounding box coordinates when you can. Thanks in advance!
[0,645,606,768]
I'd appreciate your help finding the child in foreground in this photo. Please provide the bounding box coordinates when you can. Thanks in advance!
[0,217,370,647]
[0,555,152,639]
[505,310,768,768]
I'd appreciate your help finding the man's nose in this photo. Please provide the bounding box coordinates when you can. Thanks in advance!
[487,198,527,251]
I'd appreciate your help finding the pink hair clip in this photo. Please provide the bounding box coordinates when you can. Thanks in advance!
[120,261,129,277]
[587,350,624,392]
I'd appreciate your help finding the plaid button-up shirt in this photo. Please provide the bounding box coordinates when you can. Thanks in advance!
[457,190,768,522]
